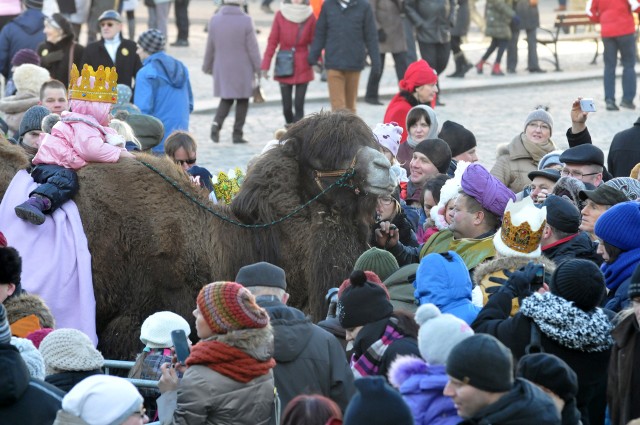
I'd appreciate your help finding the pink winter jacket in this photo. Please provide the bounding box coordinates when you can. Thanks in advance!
[33,112,122,171]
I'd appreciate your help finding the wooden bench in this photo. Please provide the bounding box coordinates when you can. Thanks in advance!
[536,12,600,71]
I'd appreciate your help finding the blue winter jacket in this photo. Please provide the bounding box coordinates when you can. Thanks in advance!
[134,51,193,153]
[0,9,46,78]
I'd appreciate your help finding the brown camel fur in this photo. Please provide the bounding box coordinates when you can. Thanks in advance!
[0,111,394,360]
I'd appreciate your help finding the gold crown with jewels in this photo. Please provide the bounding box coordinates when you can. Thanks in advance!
[68,64,118,104]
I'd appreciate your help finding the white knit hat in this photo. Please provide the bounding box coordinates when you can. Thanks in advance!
[39,328,104,375]
[61,375,143,425]
[415,304,473,366]
[373,122,403,157]
[431,160,469,230]
[140,311,191,349]
[11,336,46,379]
[493,197,547,259]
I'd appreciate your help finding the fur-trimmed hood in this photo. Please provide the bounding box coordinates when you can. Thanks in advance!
[4,292,56,330]
[473,255,556,287]
[205,325,274,361]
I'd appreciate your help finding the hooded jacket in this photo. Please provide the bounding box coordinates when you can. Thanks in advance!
[0,342,64,425]
[0,8,46,78]
[256,297,354,417]
[134,51,193,153]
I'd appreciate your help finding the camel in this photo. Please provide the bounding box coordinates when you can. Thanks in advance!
[0,111,395,360]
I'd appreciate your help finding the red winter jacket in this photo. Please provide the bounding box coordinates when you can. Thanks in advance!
[587,0,640,38]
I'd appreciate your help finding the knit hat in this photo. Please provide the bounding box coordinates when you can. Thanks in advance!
[138,29,166,54]
[235,262,287,290]
[23,0,43,10]
[493,197,547,258]
[353,248,400,282]
[0,304,11,344]
[550,259,605,311]
[11,336,45,379]
[373,122,403,157]
[628,263,640,300]
[338,270,393,329]
[543,195,580,234]
[11,49,40,67]
[461,163,516,218]
[196,282,270,334]
[61,375,143,425]
[398,59,438,93]
[0,231,6,247]
[538,150,564,170]
[516,353,578,402]
[415,303,473,365]
[19,105,50,138]
[47,13,74,38]
[140,311,191,350]
[39,328,105,375]
[594,201,640,251]
[605,177,640,201]
[12,63,50,94]
[414,138,452,174]
[343,377,414,425]
[25,327,53,349]
[524,108,554,135]
[438,121,477,158]
[115,84,133,106]
[446,334,514,392]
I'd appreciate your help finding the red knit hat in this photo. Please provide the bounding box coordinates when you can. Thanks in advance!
[197,282,270,334]
[399,59,438,93]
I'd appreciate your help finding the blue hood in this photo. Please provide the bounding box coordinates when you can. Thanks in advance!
[145,52,188,89]
[414,251,474,309]
[13,9,45,36]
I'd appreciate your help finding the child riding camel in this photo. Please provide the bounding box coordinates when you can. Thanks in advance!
[14,64,134,225]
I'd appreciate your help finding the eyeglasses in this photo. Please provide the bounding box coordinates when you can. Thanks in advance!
[560,168,599,179]
[527,122,551,132]
[100,22,115,27]
[175,158,197,166]
[377,196,395,206]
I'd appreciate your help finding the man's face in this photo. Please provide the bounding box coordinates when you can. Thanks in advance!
[529,176,555,204]
[409,151,438,185]
[100,19,122,41]
[561,163,602,186]
[22,130,43,149]
[449,195,478,239]
[40,87,68,114]
[444,377,495,419]
[0,283,16,303]
[455,148,478,163]
[580,199,609,233]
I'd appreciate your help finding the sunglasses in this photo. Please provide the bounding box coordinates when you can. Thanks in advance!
[100,22,115,27]
[175,158,197,166]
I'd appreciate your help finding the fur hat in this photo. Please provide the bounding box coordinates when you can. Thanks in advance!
[538,150,564,170]
[338,270,393,329]
[605,177,640,201]
[353,248,399,282]
[138,29,166,54]
[551,259,605,311]
[431,161,468,230]
[373,122,403,157]
[4,293,55,330]
[461,163,516,219]
[11,336,45,379]
[398,59,437,93]
[594,201,640,251]
[628,263,640,300]
[344,376,414,425]
[524,108,554,135]
[493,197,547,258]
[39,328,105,375]
[446,334,514,392]
[438,120,477,158]
[517,353,578,402]
[197,282,270,334]
[12,64,50,95]
[19,105,49,138]
[414,138,452,174]
[0,304,11,344]
[415,303,473,365]
[553,176,587,210]
[60,375,143,425]
[140,311,191,349]
[235,262,287,290]
[11,49,41,67]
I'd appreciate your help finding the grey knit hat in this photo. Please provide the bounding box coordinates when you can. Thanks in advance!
[138,29,166,54]
[0,304,11,344]
[19,105,50,138]
[524,108,554,135]
[39,328,105,375]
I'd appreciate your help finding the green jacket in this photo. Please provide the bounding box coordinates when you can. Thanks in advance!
[484,0,515,39]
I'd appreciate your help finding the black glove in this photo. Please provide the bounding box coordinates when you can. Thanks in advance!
[378,28,387,43]
[497,263,537,302]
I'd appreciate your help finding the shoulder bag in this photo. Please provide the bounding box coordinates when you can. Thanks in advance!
[274,23,304,78]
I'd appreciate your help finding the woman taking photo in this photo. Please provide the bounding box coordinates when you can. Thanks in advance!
[371,190,419,248]
[37,14,84,87]
[261,0,316,127]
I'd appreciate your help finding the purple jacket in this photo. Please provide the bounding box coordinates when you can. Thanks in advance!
[388,356,461,425]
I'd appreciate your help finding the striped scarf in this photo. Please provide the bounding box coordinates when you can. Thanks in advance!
[351,319,404,378]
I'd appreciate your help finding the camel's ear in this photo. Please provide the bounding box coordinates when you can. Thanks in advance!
[280,136,301,159]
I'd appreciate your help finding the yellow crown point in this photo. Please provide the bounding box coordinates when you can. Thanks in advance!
[69,63,119,104]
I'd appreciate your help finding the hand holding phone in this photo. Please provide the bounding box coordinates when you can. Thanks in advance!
[579,98,596,112]
[171,329,191,365]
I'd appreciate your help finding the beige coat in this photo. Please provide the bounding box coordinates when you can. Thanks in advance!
[370,0,407,53]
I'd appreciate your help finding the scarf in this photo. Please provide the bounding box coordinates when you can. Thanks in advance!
[520,292,613,352]
[601,246,640,291]
[521,134,556,163]
[351,317,405,378]
[186,339,275,383]
[280,3,313,23]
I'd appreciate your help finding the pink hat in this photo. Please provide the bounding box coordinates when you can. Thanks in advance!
[460,164,516,218]
[373,122,403,157]
[399,60,438,93]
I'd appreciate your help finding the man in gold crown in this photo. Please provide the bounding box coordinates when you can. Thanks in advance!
[14,64,134,225]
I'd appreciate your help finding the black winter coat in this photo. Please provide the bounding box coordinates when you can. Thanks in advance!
[37,35,84,87]
[608,118,640,178]
[542,232,602,266]
[0,343,64,424]
[45,369,103,393]
[80,37,142,88]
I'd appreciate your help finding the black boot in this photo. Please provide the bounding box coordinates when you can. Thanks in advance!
[448,53,473,78]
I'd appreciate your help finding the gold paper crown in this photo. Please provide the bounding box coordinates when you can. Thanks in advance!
[500,210,546,254]
[68,64,118,104]
[212,168,245,204]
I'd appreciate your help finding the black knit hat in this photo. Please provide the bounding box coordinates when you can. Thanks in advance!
[543,195,580,234]
[446,334,514,392]
[337,270,393,328]
[438,121,476,158]
[343,377,414,425]
[628,262,640,300]
[516,353,578,402]
[235,262,287,290]
[414,138,452,174]
[551,259,605,311]
[19,105,50,138]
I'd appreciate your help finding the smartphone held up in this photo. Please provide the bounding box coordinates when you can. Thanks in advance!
[580,98,596,112]
[171,329,191,365]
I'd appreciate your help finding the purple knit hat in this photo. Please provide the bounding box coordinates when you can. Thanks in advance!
[461,164,516,218]
[11,49,40,67]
